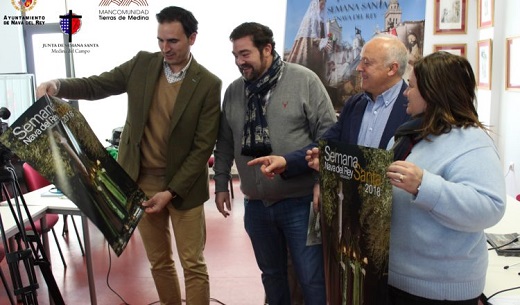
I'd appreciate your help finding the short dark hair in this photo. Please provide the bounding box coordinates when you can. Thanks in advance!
[229,22,276,54]
[156,6,198,37]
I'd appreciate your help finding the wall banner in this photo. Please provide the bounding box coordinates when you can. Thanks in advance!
[284,0,426,111]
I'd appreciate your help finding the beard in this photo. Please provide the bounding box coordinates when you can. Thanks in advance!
[239,53,268,81]
[239,64,260,81]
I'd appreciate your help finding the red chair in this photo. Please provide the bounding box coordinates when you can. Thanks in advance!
[22,163,84,267]
[208,155,234,198]
[23,163,84,257]
[0,245,16,305]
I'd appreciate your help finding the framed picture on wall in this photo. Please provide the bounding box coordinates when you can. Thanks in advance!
[477,39,492,90]
[478,0,494,28]
[506,36,520,91]
[434,0,467,34]
[433,43,467,57]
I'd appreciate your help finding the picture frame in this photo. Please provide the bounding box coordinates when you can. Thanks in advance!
[506,36,520,91]
[477,39,492,90]
[434,0,467,34]
[433,43,467,57]
[477,0,494,28]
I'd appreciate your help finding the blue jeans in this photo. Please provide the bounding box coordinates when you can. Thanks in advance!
[244,195,326,305]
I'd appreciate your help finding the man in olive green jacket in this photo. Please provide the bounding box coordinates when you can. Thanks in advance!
[37,6,221,305]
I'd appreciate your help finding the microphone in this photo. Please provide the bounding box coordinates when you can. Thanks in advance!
[504,262,520,270]
[488,237,519,251]
[0,107,11,120]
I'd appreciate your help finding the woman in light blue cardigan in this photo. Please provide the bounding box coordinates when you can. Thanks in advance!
[386,51,506,305]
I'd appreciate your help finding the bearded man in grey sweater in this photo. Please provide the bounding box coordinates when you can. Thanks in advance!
[213,22,336,305]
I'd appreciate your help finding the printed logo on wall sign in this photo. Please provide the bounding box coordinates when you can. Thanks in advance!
[5,0,44,26]
[97,0,150,21]
[41,10,98,55]
[59,10,82,43]
[11,0,37,12]
[99,0,148,6]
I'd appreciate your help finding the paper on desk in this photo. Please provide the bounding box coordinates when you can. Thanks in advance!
[488,296,520,305]
[41,189,65,198]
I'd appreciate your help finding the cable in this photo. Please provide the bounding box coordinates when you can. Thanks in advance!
[146,297,227,304]
[146,298,226,304]
[486,285,520,302]
[504,262,520,269]
[504,167,512,178]
[106,241,131,305]
[104,242,227,305]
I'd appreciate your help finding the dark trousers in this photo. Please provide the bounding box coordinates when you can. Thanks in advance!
[389,286,480,305]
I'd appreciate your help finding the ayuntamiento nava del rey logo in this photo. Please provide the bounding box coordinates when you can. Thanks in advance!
[5,0,45,25]
[11,0,37,12]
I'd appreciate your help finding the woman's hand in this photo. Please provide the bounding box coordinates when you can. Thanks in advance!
[387,160,423,196]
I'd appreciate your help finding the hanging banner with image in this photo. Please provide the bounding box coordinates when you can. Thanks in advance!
[319,139,393,305]
[0,95,146,256]
[284,0,426,111]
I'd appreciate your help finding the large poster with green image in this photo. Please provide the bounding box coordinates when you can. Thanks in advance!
[319,139,393,305]
[0,95,146,256]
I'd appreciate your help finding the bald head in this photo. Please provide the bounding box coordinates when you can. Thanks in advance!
[356,34,409,97]
[362,34,408,77]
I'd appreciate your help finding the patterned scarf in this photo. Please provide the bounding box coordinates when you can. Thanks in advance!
[241,52,283,157]
[392,116,424,161]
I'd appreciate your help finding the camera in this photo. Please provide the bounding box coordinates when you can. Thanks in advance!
[0,107,12,168]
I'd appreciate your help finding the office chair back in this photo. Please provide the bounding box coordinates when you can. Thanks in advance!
[22,162,85,260]
[22,162,68,267]
[22,162,51,191]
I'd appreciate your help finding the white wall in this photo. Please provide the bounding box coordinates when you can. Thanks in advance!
[1,0,519,196]
[496,1,520,197]
[0,0,27,73]
[1,0,288,143]
[61,0,288,145]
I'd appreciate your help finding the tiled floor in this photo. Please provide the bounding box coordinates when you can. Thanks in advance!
[0,178,265,305]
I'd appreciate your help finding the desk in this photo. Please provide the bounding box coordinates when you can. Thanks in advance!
[0,205,48,240]
[485,195,520,302]
[19,185,97,305]
[1,185,97,305]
